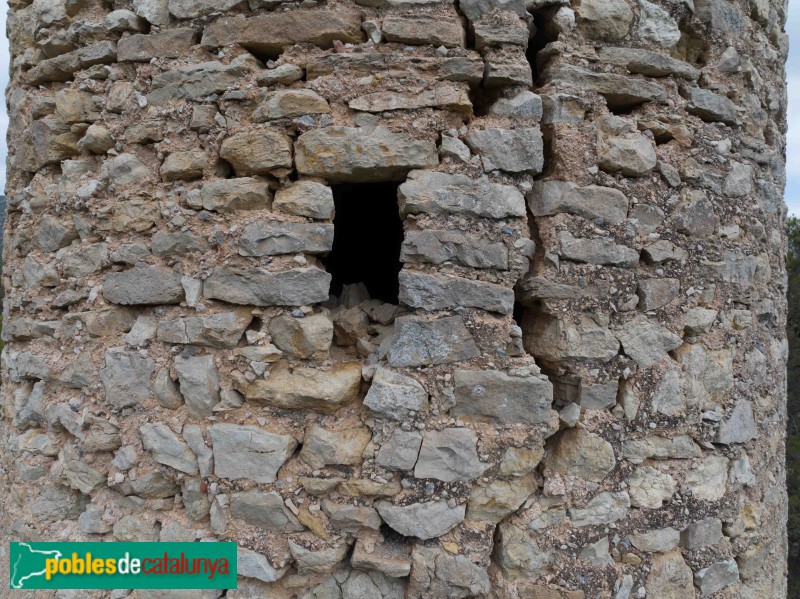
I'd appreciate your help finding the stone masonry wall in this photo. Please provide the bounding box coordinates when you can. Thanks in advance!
[0,0,789,596]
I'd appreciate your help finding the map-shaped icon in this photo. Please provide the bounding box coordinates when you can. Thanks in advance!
[10,543,63,589]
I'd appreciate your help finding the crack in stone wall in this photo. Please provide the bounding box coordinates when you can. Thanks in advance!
[0,0,789,596]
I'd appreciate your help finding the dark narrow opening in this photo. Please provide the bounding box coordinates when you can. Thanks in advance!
[323,182,404,304]
[526,9,557,83]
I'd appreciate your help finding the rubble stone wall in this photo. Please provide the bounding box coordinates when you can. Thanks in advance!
[0,0,789,595]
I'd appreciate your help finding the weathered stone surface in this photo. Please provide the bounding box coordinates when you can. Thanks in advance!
[253,89,330,121]
[382,13,465,47]
[118,28,198,62]
[629,527,680,552]
[651,370,685,416]
[18,118,80,172]
[295,127,438,182]
[204,267,331,306]
[414,428,485,482]
[239,221,334,257]
[101,348,155,409]
[157,310,252,349]
[673,344,733,408]
[524,314,620,363]
[220,129,293,176]
[231,489,304,532]
[544,428,616,482]
[350,85,472,113]
[364,367,428,420]
[352,537,412,578]
[273,181,334,219]
[289,540,349,574]
[715,400,758,444]
[499,446,544,477]
[683,454,729,501]
[452,369,553,425]
[637,278,680,310]
[614,316,683,368]
[489,90,543,118]
[598,47,699,79]
[495,522,554,578]
[409,545,490,598]
[160,151,205,182]
[646,551,694,598]
[636,0,680,46]
[569,491,631,527]
[681,517,722,549]
[300,425,372,469]
[400,270,514,314]
[529,180,628,225]
[681,87,740,125]
[173,355,220,417]
[148,60,248,105]
[375,500,465,539]
[401,230,508,270]
[268,313,333,360]
[140,423,198,474]
[465,127,544,174]
[201,10,364,56]
[210,424,297,484]
[628,465,676,508]
[198,178,271,212]
[399,170,525,219]
[598,130,657,177]
[24,42,117,85]
[694,559,739,595]
[559,232,639,267]
[306,52,484,83]
[238,547,286,584]
[575,0,633,40]
[543,63,668,109]
[623,435,702,463]
[376,429,423,471]
[642,240,689,264]
[233,362,361,412]
[169,0,245,18]
[467,475,536,522]
[323,500,382,532]
[103,266,184,305]
[388,316,480,367]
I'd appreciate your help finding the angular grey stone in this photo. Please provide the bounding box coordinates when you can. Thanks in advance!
[289,540,349,574]
[646,551,694,598]
[35,215,79,253]
[628,465,677,508]
[341,570,405,599]
[239,221,334,256]
[642,240,688,264]
[160,151,205,182]
[376,429,423,471]
[257,64,304,86]
[459,0,526,21]
[598,131,657,177]
[204,267,331,306]
[683,454,729,501]
[399,271,514,314]
[409,545,490,598]
[637,278,680,310]
[24,41,118,85]
[440,135,471,161]
[614,315,683,368]
[672,189,717,238]
[682,87,739,125]
[673,344,733,408]
[715,400,758,444]
[414,428,485,482]
[273,181,334,220]
[154,368,183,409]
[543,63,667,109]
[382,13,465,47]
[364,367,428,420]
[253,89,331,121]
[148,60,248,105]
[401,230,508,270]
[694,560,739,596]
[103,266,184,305]
[598,47,699,79]
[169,0,245,18]
[118,28,198,62]
[238,547,287,583]
[13,381,46,430]
[579,380,618,411]
[575,0,633,40]
[105,153,150,186]
[681,517,722,549]
[388,316,480,367]
[140,423,198,475]
[151,231,209,258]
[495,522,554,578]
[559,232,639,267]
[529,180,628,224]
[295,126,438,182]
[322,500,382,532]
[58,444,105,494]
[524,313,620,363]
[635,0,681,46]
[198,178,272,212]
[465,127,543,174]
[488,90,543,118]
[651,370,685,416]
[466,476,537,523]
[544,428,616,482]
[569,491,631,527]
[580,536,614,568]
[100,347,155,409]
[629,527,680,552]
[452,369,553,425]
[231,489,304,532]
[173,355,220,417]
[210,424,297,484]
[183,424,213,477]
[375,500,465,539]
[398,170,525,219]
[157,310,253,349]
[268,313,333,360]
[623,435,702,463]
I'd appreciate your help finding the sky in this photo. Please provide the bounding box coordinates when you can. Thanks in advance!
[0,2,795,213]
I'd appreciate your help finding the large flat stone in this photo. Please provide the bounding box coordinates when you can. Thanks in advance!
[399,271,514,314]
[398,170,525,219]
[452,369,553,425]
[388,316,480,367]
[295,127,438,182]
[401,230,509,270]
[209,424,297,484]
[375,500,465,539]
[529,180,629,225]
[204,267,331,306]
[103,266,184,305]
[414,428,485,482]
[157,309,253,349]
[465,127,544,174]
[239,221,334,256]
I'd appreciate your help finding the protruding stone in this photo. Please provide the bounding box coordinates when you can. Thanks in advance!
[414,428,485,482]
[376,429,423,471]
[375,500,465,539]
[273,181,334,219]
[100,348,155,409]
[529,180,628,224]
[544,428,616,483]
[140,423,198,475]
[300,425,372,469]
[569,491,631,527]
[627,465,676,508]
[452,369,553,425]
[646,551,694,598]
[103,266,184,305]
[694,559,740,596]
[230,490,304,532]
[614,316,683,368]
[399,271,514,314]
[465,127,544,174]
[220,128,293,176]
[210,424,297,484]
[364,367,428,420]
[204,267,331,306]
[239,221,334,257]
[268,313,333,360]
[173,355,220,417]
[388,316,479,367]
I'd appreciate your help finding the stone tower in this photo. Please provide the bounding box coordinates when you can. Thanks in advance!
[0,0,789,595]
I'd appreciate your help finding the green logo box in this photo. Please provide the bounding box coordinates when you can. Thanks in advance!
[9,542,238,590]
